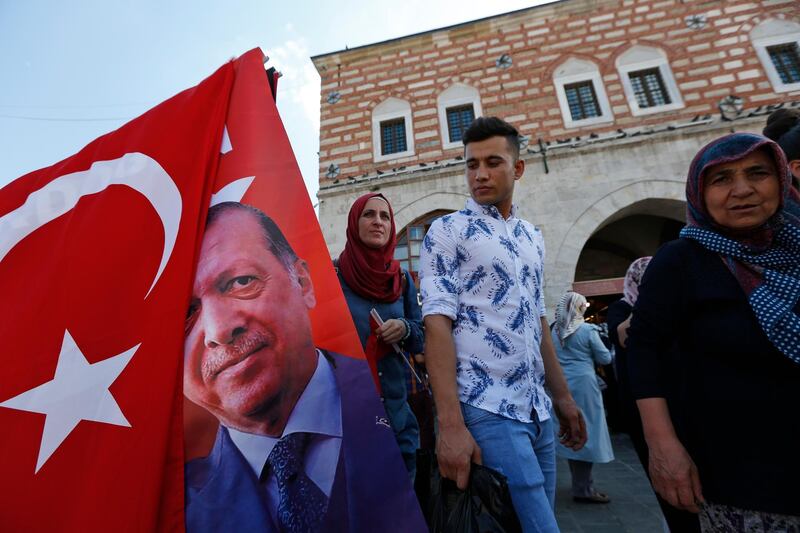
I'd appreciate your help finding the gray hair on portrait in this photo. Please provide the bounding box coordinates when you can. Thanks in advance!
[206,202,300,277]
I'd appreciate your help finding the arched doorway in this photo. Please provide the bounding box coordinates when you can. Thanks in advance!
[549,180,687,312]
[575,213,684,282]
[394,210,450,283]
[572,198,685,321]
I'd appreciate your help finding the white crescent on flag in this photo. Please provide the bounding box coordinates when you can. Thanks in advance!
[0,152,181,297]
[0,152,182,473]
[0,152,254,474]
[210,176,254,206]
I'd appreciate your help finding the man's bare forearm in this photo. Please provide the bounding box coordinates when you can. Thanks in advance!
[539,316,571,401]
[423,314,462,427]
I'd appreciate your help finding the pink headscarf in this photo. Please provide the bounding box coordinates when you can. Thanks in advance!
[622,256,652,306]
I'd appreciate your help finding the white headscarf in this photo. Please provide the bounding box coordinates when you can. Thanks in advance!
[554,292,589,346]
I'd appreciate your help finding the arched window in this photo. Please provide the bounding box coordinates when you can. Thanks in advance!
[751,19,800,93]
[395,210,451,283]
[552,58,614,128]
[372,97,415,162]
[616,45,683,116]
[437,84,483,150]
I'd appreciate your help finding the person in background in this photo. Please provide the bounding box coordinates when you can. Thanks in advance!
[608,257,701,532]
[607,257,652,461]
[336,193,423,480]
[763,107,800,191]
[552,292,614,504]
[628,133,800,531]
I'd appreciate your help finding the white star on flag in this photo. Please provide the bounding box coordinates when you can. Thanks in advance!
[0,330,138,473]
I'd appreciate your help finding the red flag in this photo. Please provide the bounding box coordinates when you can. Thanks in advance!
[182,48,368,460]
[0,55,236,530]
[214,51,364,359]
[182,49,425,533]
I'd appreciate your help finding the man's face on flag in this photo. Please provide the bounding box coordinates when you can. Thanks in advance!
[184,208,317,434]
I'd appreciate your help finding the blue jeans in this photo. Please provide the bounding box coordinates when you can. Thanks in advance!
[461,402,558,533]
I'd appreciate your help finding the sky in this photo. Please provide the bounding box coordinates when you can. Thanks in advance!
[0,0,554,201]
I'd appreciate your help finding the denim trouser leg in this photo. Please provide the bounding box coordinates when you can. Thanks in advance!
[568,459,594,497]
[461,403,559,533]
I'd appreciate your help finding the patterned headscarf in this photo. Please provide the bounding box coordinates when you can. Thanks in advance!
[622,256,652,306]
[679,132,800,365]
[554,292,588,346]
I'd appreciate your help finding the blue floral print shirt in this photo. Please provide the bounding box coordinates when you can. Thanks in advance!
[419,198,551,423]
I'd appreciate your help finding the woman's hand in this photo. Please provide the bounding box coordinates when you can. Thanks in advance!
[377,318,407,344]
[617,315,632,348]
[648,434,704,513]
[638,398,704,513]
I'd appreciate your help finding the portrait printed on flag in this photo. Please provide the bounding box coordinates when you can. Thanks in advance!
[181,50,425,533]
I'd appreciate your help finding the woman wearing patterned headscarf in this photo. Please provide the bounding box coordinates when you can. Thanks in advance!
[628,133,800,531]
[552,292,614,504]
[336,193,424,480]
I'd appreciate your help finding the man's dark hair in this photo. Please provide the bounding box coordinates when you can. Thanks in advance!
[206,202,299,273]
[763,108,800,142]
[462,116,521,160]
[763,108,800,190]
[764,108,800,160]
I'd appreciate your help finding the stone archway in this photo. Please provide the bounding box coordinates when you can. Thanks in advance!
[574,209,684,282]
[393,191,469,230]
[548,179,685,309]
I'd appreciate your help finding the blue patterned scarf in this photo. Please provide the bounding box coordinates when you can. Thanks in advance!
[680,132,800,365]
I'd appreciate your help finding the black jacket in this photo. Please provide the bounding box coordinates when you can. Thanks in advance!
[628,238,800,516]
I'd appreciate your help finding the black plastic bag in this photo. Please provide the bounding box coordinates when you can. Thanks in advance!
[430,463,522,533]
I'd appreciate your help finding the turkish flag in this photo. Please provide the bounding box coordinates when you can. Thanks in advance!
[0,53,236,529]
[214,51,363,359]
[182,49,367,459]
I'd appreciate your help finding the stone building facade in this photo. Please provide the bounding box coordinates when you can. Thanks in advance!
[312,0,800,312]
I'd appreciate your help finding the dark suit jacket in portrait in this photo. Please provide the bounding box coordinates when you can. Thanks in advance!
[184,351,426,532]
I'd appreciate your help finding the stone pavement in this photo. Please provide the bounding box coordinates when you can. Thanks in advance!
[554,433,667,533]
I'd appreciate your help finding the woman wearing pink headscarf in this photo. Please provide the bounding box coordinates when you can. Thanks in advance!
[608,258,700,532]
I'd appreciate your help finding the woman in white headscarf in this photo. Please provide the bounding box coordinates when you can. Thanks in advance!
[552,292,614,503]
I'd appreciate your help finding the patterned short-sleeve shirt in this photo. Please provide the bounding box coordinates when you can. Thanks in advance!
[419,198,551,423]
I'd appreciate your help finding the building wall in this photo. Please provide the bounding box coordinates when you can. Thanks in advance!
[313,0,799,182]
[319,118,766,312]
[313,0,800,313]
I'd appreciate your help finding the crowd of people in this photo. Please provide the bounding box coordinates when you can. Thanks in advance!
[333,112,800,532]
[183,109,800,532]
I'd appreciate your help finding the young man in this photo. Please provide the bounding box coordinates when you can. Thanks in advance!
[419,117,586,532]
